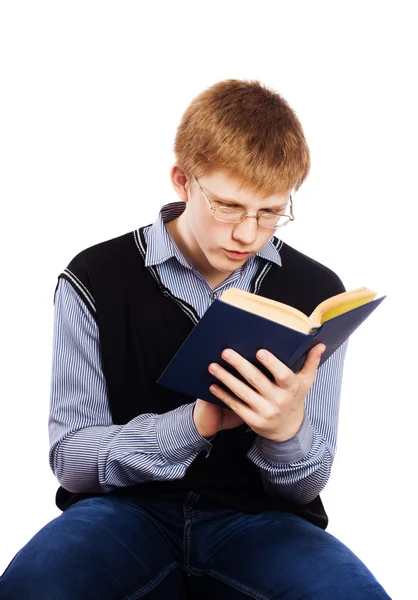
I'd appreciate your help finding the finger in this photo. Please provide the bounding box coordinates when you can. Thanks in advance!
[213,348,274,400]
[208,358,262,410]
[209,384,254,423]
[255,348,296,390]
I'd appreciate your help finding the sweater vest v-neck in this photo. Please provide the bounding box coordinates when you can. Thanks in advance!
[55,226,345,529]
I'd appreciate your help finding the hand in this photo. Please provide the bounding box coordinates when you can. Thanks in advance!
[206,344,326,442]
[193,398,245,438]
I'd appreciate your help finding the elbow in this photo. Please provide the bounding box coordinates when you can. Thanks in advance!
[56,472,104,495]
[49,437,104,494]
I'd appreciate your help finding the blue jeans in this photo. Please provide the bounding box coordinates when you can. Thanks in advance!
[0,491,391,599]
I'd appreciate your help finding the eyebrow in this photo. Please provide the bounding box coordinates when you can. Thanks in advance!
[212,193,288,211]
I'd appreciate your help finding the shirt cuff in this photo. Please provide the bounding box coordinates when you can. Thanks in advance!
[254,411,314,464]
[156,402,214,462]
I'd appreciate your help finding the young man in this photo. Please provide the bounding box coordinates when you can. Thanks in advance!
[0,79,391,599]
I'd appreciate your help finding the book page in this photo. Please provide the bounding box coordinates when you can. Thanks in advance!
[219,288,312,333]
[319,294,378,323]
[310,287,377,325]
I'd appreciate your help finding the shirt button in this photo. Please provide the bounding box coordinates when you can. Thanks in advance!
[212,292,218,300]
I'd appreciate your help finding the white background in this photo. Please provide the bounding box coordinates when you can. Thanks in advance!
[0,2,416,598]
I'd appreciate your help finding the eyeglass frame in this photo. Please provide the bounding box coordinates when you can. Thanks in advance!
[190,174,294,229]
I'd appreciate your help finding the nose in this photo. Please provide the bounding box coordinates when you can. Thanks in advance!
[231,215,259,246]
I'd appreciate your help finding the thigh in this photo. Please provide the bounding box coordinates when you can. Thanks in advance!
[0,495,187,600]
[187,507,391,600]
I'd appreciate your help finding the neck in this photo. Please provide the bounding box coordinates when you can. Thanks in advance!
[165,215,233,290]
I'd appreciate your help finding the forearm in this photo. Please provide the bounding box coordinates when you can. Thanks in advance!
[247,340,349,504]
[50,402,213,493]
[247,412,333,504]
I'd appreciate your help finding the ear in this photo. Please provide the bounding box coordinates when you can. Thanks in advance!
[170,164,189,202]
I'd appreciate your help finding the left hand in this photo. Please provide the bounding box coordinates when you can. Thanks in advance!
[208,344,326,442]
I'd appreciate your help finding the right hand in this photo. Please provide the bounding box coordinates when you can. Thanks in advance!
[193,398,245,438]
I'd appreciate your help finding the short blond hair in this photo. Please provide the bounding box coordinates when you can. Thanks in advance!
[173,79,310,197]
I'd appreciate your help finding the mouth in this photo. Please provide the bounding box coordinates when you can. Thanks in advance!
[224,249,251,260]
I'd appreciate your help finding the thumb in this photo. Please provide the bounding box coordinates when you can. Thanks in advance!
[301,344,326,377]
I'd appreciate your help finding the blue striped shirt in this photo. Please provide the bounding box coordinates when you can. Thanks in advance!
[49,201,348,505]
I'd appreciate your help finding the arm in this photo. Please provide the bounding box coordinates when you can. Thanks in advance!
[49,278,214,494]
[246,340,349,504]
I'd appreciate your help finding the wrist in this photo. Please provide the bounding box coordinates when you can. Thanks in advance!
[192,406,216,439]
[264,410,305,443]
[195,422,217,439]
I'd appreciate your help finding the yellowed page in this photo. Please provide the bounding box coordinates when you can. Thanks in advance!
[309,287,377,325]
[219,288,311,333]
[319,294,377,323]
[220,286,378,332]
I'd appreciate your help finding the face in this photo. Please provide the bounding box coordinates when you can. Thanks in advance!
[169,165,292,286]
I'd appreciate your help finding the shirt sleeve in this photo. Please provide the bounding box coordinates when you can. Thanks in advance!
[246,339,349,505]
[49,278,214,494]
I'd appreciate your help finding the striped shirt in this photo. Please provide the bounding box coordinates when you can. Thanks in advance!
[49,201,348,505]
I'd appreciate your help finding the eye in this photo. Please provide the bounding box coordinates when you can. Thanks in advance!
[260,209,281,215]
[216,202,241,210]
[262,207,286,215]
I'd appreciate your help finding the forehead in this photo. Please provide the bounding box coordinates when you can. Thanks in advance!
[198,170,290,208]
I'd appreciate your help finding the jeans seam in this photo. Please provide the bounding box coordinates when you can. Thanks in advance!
[183,506,202,569]
[121,561,181,600]
[202,567,272,600]
[183,508,192,569]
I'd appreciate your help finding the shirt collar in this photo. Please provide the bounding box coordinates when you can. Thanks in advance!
[144,201,282,269]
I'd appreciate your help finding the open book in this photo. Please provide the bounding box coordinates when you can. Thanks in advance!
[219,286,378,335]
[157,286,386,408]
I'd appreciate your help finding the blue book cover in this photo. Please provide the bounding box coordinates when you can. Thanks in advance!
[157,295,386,408]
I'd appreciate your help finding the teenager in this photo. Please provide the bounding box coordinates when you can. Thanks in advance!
[0,79,391,599]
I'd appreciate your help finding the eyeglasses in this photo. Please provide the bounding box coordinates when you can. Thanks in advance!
[191,175,294,229]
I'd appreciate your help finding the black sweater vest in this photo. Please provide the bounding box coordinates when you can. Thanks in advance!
[55,226,345,530]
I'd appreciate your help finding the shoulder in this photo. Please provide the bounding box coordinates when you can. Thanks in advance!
[277,238,346,294]
[55,227,150,317]
[67,230,140,272]
[65,222,154,275]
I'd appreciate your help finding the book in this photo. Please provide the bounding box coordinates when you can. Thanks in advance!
[157,286,386,408]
